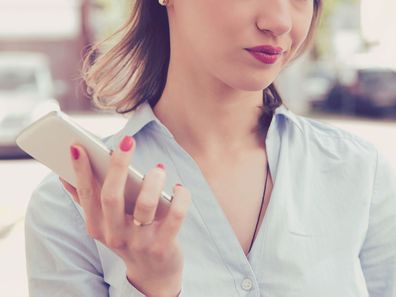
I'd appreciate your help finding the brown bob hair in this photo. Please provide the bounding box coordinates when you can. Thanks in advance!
[82,0,323,136]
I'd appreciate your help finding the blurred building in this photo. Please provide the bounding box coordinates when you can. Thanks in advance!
[277,1,362,115]
[0,0,94,111]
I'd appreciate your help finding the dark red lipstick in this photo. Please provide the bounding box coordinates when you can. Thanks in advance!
[245,45,284,65]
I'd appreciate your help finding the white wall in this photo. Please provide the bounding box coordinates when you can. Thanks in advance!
[361,0,396,50]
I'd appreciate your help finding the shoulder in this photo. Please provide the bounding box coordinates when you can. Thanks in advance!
[25,172,106,276]
[290,113,378,157]
[28,172,76,211]
[25,172,86,232]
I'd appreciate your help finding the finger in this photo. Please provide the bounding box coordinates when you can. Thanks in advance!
[101,136,135,244]
[131,163,167,228]
[156,184,191,245]
[70,144,103,239]
[59,176,79,204]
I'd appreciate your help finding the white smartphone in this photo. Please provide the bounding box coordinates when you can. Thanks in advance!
[16,110,172,219]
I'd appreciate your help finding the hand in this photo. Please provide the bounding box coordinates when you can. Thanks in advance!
[59,135,191,297]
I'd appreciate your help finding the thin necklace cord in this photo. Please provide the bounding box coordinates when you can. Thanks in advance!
[248,161,270,254]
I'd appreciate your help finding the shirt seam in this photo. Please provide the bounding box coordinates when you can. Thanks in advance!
[297,116,374,147]
[312,130,373,143]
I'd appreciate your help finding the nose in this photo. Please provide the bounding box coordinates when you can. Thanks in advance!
[255,0,292,37]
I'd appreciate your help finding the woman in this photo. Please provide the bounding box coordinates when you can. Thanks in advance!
[25,0,396,296]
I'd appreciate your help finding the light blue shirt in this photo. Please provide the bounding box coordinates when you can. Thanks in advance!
[25,101,396,296]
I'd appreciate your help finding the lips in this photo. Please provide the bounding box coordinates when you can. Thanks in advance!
[246,45,284,55]
[247,51,280,65]
[245,45,284,65]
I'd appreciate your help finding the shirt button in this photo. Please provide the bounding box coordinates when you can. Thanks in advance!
[241,278,253,291]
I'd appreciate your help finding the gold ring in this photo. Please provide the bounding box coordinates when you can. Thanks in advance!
[133,217,154,227]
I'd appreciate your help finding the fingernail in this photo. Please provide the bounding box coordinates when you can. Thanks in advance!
[120,136,134,152]
[175,183,182,187]
[70,145,80,160]
[156,163,165,170]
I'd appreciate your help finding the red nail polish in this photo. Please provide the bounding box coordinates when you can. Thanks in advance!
[175,183,182,187]
[120,136,134,152]
[70,145,80,160]
[156,163,165,170]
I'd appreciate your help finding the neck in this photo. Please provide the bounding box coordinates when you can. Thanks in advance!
[153,72,266,159]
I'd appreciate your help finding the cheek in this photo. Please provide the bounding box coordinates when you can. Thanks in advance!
[196,1,245,48]
[183,2,248,69]
[178,1,230,56]
[290,10,315,54]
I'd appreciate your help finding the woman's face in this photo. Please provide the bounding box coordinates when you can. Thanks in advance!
[167,0,315,91]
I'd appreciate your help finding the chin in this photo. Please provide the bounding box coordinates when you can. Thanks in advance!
[213,63,281,92]
[226,74,277,92]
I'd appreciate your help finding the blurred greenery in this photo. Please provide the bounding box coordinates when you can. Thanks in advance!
[94,0,132,38]
[315,0,360,58]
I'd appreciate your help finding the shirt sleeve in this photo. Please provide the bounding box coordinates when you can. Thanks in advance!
[120,276,184,297]
[25,173,149,297]
[359,150,396,296]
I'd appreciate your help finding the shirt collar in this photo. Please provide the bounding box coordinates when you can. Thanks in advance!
[116,100,303,141]
[273,103,303,133]
[121,101,172,138]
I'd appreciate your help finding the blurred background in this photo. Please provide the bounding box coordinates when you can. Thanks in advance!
[0,0,395,296]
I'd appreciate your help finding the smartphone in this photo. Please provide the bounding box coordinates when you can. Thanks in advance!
[16,110,172,220]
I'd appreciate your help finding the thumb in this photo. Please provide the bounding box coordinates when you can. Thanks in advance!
[59,176,80,204]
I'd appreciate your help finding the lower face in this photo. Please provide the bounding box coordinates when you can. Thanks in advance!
[169,0,315,93]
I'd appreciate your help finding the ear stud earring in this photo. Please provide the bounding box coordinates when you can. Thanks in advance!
[158,0,169,6]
